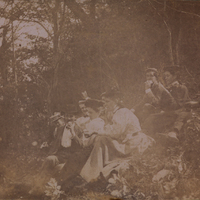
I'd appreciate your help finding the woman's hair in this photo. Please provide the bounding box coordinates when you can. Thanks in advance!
[85,99,104,112]
[101,87,124,107]
[101,87,121,100]
[163,66,180,80]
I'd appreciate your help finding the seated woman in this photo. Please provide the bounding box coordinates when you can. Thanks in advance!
[81,99,105,147]
[58,99,105,185]
[79,88,155,184]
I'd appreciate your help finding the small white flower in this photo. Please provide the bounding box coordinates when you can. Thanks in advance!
[57,185,61,190]
[108,178,116,184]
[111,190,122,198]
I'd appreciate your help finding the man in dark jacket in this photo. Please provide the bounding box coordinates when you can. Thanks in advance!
[133,68,177,123]
[161,67,190,140]
[132,68,179,139]
[29,105,90,195]
[29,113,72,194]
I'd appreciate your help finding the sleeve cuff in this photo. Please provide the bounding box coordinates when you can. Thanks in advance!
[145,88,151,94]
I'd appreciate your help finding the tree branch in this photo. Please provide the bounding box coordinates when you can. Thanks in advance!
[64,0,92,25]
[18,18,53,39]
[153,0,200,19]
[148,0,174,65]
[57,0,66,36]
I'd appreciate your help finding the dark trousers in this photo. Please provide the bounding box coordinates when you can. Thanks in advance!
[32,147,73,191]
[141,111,177,137]
[141,109,191,137]
[174,109,191,133]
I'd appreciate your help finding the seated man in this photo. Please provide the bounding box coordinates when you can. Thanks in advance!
[162,66,191,139]
[29,112,70,194]
[133,68,177,123]
[29,101,90,195]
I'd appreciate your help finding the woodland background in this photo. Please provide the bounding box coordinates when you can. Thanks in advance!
[1,0,200,199]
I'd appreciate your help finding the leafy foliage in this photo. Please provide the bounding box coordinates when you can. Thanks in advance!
[1,0,200,199]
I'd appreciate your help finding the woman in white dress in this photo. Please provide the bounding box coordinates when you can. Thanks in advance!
[80,88,155,183]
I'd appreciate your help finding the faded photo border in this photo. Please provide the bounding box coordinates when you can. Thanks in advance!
[0,0,200,199]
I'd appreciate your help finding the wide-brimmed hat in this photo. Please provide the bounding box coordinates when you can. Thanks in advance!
[49,112,64,123]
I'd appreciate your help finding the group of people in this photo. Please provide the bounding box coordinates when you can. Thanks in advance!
[29,66,191,195]
[134,67,190,141]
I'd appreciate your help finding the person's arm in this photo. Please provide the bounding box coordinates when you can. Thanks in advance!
[145,89,160,105]
[179,85,190,107]
[160,88,177,111]
[132,95,146,113]
[69,123,84,146]
[145,82,160,106]
[103,113,127,139]
[103,109,141,140]
[102,109,130,138]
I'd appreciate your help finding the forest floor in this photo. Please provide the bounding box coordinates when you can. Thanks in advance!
[1,111,200,200]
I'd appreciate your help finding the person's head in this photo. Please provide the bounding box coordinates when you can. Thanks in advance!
[50,112,65,127]
[101,88,122,111]
[145,68,158,83]
[163,67,179,86]
[78,100,88,116]
[84,99,104,119]
[56,118,65,126]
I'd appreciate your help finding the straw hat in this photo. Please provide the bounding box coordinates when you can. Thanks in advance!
[49,112,64,123]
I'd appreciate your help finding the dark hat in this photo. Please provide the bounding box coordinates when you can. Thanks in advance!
[101,87,121,99]
[85,99,104,109]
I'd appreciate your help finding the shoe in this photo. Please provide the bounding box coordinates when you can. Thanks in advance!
[74,181,88,189]
[157,132,179,146]
[70,175,88,189]
[168,132,179,141]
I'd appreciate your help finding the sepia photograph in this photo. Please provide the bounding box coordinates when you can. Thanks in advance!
[0,0,200,199]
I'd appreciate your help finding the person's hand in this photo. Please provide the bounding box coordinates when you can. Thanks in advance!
[83,129,90,137]
[145,80,153,90]
[66,122,75,137]
[40,141,49,149]
[66,121,74,129]
[122,133,134,143]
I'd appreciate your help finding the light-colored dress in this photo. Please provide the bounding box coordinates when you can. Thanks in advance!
[80,107,155,182]
[82,117,105,147]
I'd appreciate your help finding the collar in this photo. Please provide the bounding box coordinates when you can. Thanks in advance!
[113,105,120,114]
[167,81,179,89]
